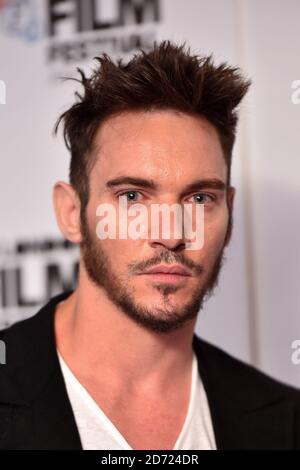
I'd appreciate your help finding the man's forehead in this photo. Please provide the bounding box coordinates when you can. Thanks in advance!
[91,110,226,178]
[93,109,222,148]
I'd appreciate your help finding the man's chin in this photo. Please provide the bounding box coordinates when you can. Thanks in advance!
[133,293,198,313]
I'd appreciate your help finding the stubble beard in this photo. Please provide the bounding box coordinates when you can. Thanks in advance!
[80,209,230,334]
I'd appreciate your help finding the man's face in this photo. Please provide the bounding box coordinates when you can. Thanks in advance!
[80,110,234,334]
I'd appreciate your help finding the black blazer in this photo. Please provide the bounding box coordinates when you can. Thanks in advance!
[0,290,300,450]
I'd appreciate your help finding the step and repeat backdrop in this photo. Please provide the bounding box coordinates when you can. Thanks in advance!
[0,0,299,386]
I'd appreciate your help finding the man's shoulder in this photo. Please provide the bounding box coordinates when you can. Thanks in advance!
[0,291,72,371]
[0,307,45,342]
[193,336,300,449]
[0,291,71,338]
[193,334,300,406]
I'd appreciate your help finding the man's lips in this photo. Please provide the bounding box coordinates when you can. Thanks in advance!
[141,264,192,275]
[138,264,192,284]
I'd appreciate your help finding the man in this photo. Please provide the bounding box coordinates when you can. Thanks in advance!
[1,40,300,450]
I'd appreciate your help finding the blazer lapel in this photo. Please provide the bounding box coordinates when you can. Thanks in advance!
[192,335,295,449]
[0,290,82,449]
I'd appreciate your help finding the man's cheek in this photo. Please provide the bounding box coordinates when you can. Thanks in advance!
[203,217,227,248]
[105,240,133,265]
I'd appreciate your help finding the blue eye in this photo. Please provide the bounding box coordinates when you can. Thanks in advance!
[119,191,141,202]
[117,191,214,204]
[193,193,213,204]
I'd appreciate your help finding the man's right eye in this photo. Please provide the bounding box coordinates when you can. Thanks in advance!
[118,191,142,203]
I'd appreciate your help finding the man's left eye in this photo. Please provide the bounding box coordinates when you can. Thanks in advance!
[192,193,214,204]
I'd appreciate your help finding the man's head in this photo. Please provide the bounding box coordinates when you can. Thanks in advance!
[53,41,251,334]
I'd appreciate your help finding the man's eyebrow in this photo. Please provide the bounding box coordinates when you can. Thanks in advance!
[105,176,227,192]
[106,177,158,190]
[182,178,227,193]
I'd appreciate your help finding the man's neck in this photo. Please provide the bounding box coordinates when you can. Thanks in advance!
[54,278,196,395]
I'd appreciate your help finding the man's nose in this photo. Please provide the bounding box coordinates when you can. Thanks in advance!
[147,200,186,251]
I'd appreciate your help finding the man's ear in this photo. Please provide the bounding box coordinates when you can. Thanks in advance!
[227,185,236,212]
[224,185,236,247]
[52,181,82,244]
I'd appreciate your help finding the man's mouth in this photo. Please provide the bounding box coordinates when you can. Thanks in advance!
[139,264,192,284]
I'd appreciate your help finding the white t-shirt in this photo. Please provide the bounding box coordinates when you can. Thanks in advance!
[57,350,216,450]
